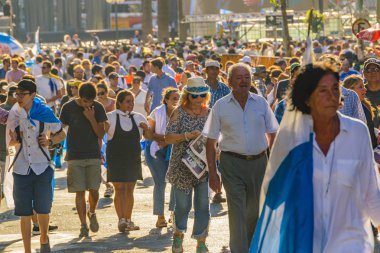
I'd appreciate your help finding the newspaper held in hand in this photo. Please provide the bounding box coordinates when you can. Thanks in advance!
[182,135,208,179]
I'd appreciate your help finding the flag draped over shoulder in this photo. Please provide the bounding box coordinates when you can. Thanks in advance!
[249,106,314,253]
[28,97,60,126]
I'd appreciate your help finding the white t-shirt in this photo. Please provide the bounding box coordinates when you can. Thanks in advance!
[35,75,63,107]
[106,110,147,140]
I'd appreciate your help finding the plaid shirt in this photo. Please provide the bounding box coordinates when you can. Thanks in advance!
[205,79,230,108]
[339,86,367,123]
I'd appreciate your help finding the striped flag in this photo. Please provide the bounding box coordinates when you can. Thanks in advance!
[249,106,314,252]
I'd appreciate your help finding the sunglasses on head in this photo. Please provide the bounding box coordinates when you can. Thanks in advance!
[190,93,207,99]
[365,67,380,73]
[97,91,106,96]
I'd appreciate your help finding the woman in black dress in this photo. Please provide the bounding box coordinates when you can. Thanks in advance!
[106,90,149,232]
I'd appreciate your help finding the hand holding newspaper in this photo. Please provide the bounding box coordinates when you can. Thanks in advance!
[181,135,208,179]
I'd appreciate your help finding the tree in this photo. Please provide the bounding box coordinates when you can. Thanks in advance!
[271,0,291,57]
[142,0,153,42]
[157,0,169,41]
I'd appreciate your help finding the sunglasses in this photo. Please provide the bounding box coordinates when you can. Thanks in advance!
[190,93,207,99]
[97,91,106,96]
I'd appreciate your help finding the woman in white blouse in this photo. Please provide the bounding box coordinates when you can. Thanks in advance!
[105,90,149,232]
[251,62,380,253]
[129,72,147,117]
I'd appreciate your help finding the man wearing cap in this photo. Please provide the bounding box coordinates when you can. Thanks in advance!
[204,60,230,108]
[185,60,196,76]
[36,61,63,110]
[239,56,252,66]
[145,58,177,114]
[204,63,278,253]
[363,58,380,128]
[7,79,66,253]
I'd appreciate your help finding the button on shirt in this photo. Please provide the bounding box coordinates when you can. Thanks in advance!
[10,107,62,175]
[147,73,177,111]
[203,92,279,155]
[312,113,380,252]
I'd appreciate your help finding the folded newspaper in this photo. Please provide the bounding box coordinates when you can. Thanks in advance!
[182,135,208,179]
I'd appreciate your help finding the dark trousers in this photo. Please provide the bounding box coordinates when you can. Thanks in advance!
[219,152,267,253]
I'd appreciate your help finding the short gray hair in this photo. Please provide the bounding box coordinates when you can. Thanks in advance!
[228,63,252,81]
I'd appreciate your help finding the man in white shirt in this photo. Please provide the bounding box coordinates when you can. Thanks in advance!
[35,61,63,109]
[8,80,65,253]
[30,55,43,77]
[204,63,278,253]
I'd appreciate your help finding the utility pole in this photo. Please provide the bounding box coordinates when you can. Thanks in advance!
[357,0,364,51]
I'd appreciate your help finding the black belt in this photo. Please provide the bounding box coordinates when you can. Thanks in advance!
[222,150,266,161]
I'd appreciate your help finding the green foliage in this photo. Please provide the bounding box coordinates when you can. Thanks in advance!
[269,0,280,8]
[305,9,325,34]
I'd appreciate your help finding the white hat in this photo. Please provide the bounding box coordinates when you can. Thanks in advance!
[205,60,220,68]
[184,77,210,95]
[185,60,194,68]
[239,56,252,64]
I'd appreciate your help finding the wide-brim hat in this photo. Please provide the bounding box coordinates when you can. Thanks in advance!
[364,58,380,69]
[184,77,210,95]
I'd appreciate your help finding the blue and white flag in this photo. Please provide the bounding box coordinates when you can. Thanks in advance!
[250,106,314,253]
[32,26,40,56]
[0,32,24,55]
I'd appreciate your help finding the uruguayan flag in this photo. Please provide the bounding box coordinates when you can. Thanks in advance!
[0,32,24,55]
[250,106,314,253]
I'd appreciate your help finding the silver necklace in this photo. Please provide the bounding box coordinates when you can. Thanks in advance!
[325,140,336,195]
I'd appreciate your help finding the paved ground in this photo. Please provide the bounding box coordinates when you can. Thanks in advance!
[0,162,231,253]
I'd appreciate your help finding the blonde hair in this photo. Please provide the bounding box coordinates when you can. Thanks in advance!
[179,89,211,108]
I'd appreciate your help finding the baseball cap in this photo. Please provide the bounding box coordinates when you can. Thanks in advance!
[364,58,380,69]
[205,60,220,68]
[16,79,36,93]
[239,56,252,64]
[290,62,300,73]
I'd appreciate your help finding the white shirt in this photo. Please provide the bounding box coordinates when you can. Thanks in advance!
[133,89,147,117]
[312,113,380,253]
[31,63,42,77]
[9,106,62,175]
[162,65,175,78]
[203,92,279,155]
[143,73,152,91]
[35,75,63,107]
[106,110,147,141]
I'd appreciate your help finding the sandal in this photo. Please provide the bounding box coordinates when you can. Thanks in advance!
[156,218,168,228]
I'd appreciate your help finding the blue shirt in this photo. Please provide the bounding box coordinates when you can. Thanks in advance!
[274,99,286,124]
[0,68,7,79]
[147,73,177,111]
[205,79,230,108]
[339,86,366,123]
[339,69,359,81]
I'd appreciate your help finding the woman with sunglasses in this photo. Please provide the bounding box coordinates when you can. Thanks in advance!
[96,83,115,113]
[144,87,179,228]
[165,77,211,253]
[129,71,147,117]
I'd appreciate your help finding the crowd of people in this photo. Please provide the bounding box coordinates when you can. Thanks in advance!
[0,32,380,253]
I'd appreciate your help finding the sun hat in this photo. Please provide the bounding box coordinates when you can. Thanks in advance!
[184,77,210,95]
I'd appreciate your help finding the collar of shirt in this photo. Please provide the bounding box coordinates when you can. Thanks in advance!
[226,92,256,104]
[116,109,130,117]
[156,72,167,79]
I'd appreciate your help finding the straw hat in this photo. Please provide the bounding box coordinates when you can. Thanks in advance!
[184,77,210,95]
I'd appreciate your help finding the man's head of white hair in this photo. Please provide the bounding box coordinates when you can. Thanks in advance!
[228,63,252,82]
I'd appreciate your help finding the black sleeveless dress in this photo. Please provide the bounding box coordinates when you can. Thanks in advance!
[106,113,143,182]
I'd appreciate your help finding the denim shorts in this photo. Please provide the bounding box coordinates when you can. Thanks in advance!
[13,167,54,216]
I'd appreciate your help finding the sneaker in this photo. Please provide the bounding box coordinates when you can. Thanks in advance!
[212,192,226,203]
[172,234,184,253]
[87,211,99,232]
[79,224,89,238]
[104,185,114,198]
[40,236,51,253]
[125,220,140,231]
[32,224,59,235]
[196,242,209,253]
[118,218,127,233]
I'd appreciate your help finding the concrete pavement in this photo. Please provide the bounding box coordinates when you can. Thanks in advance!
[0,162,231,252]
